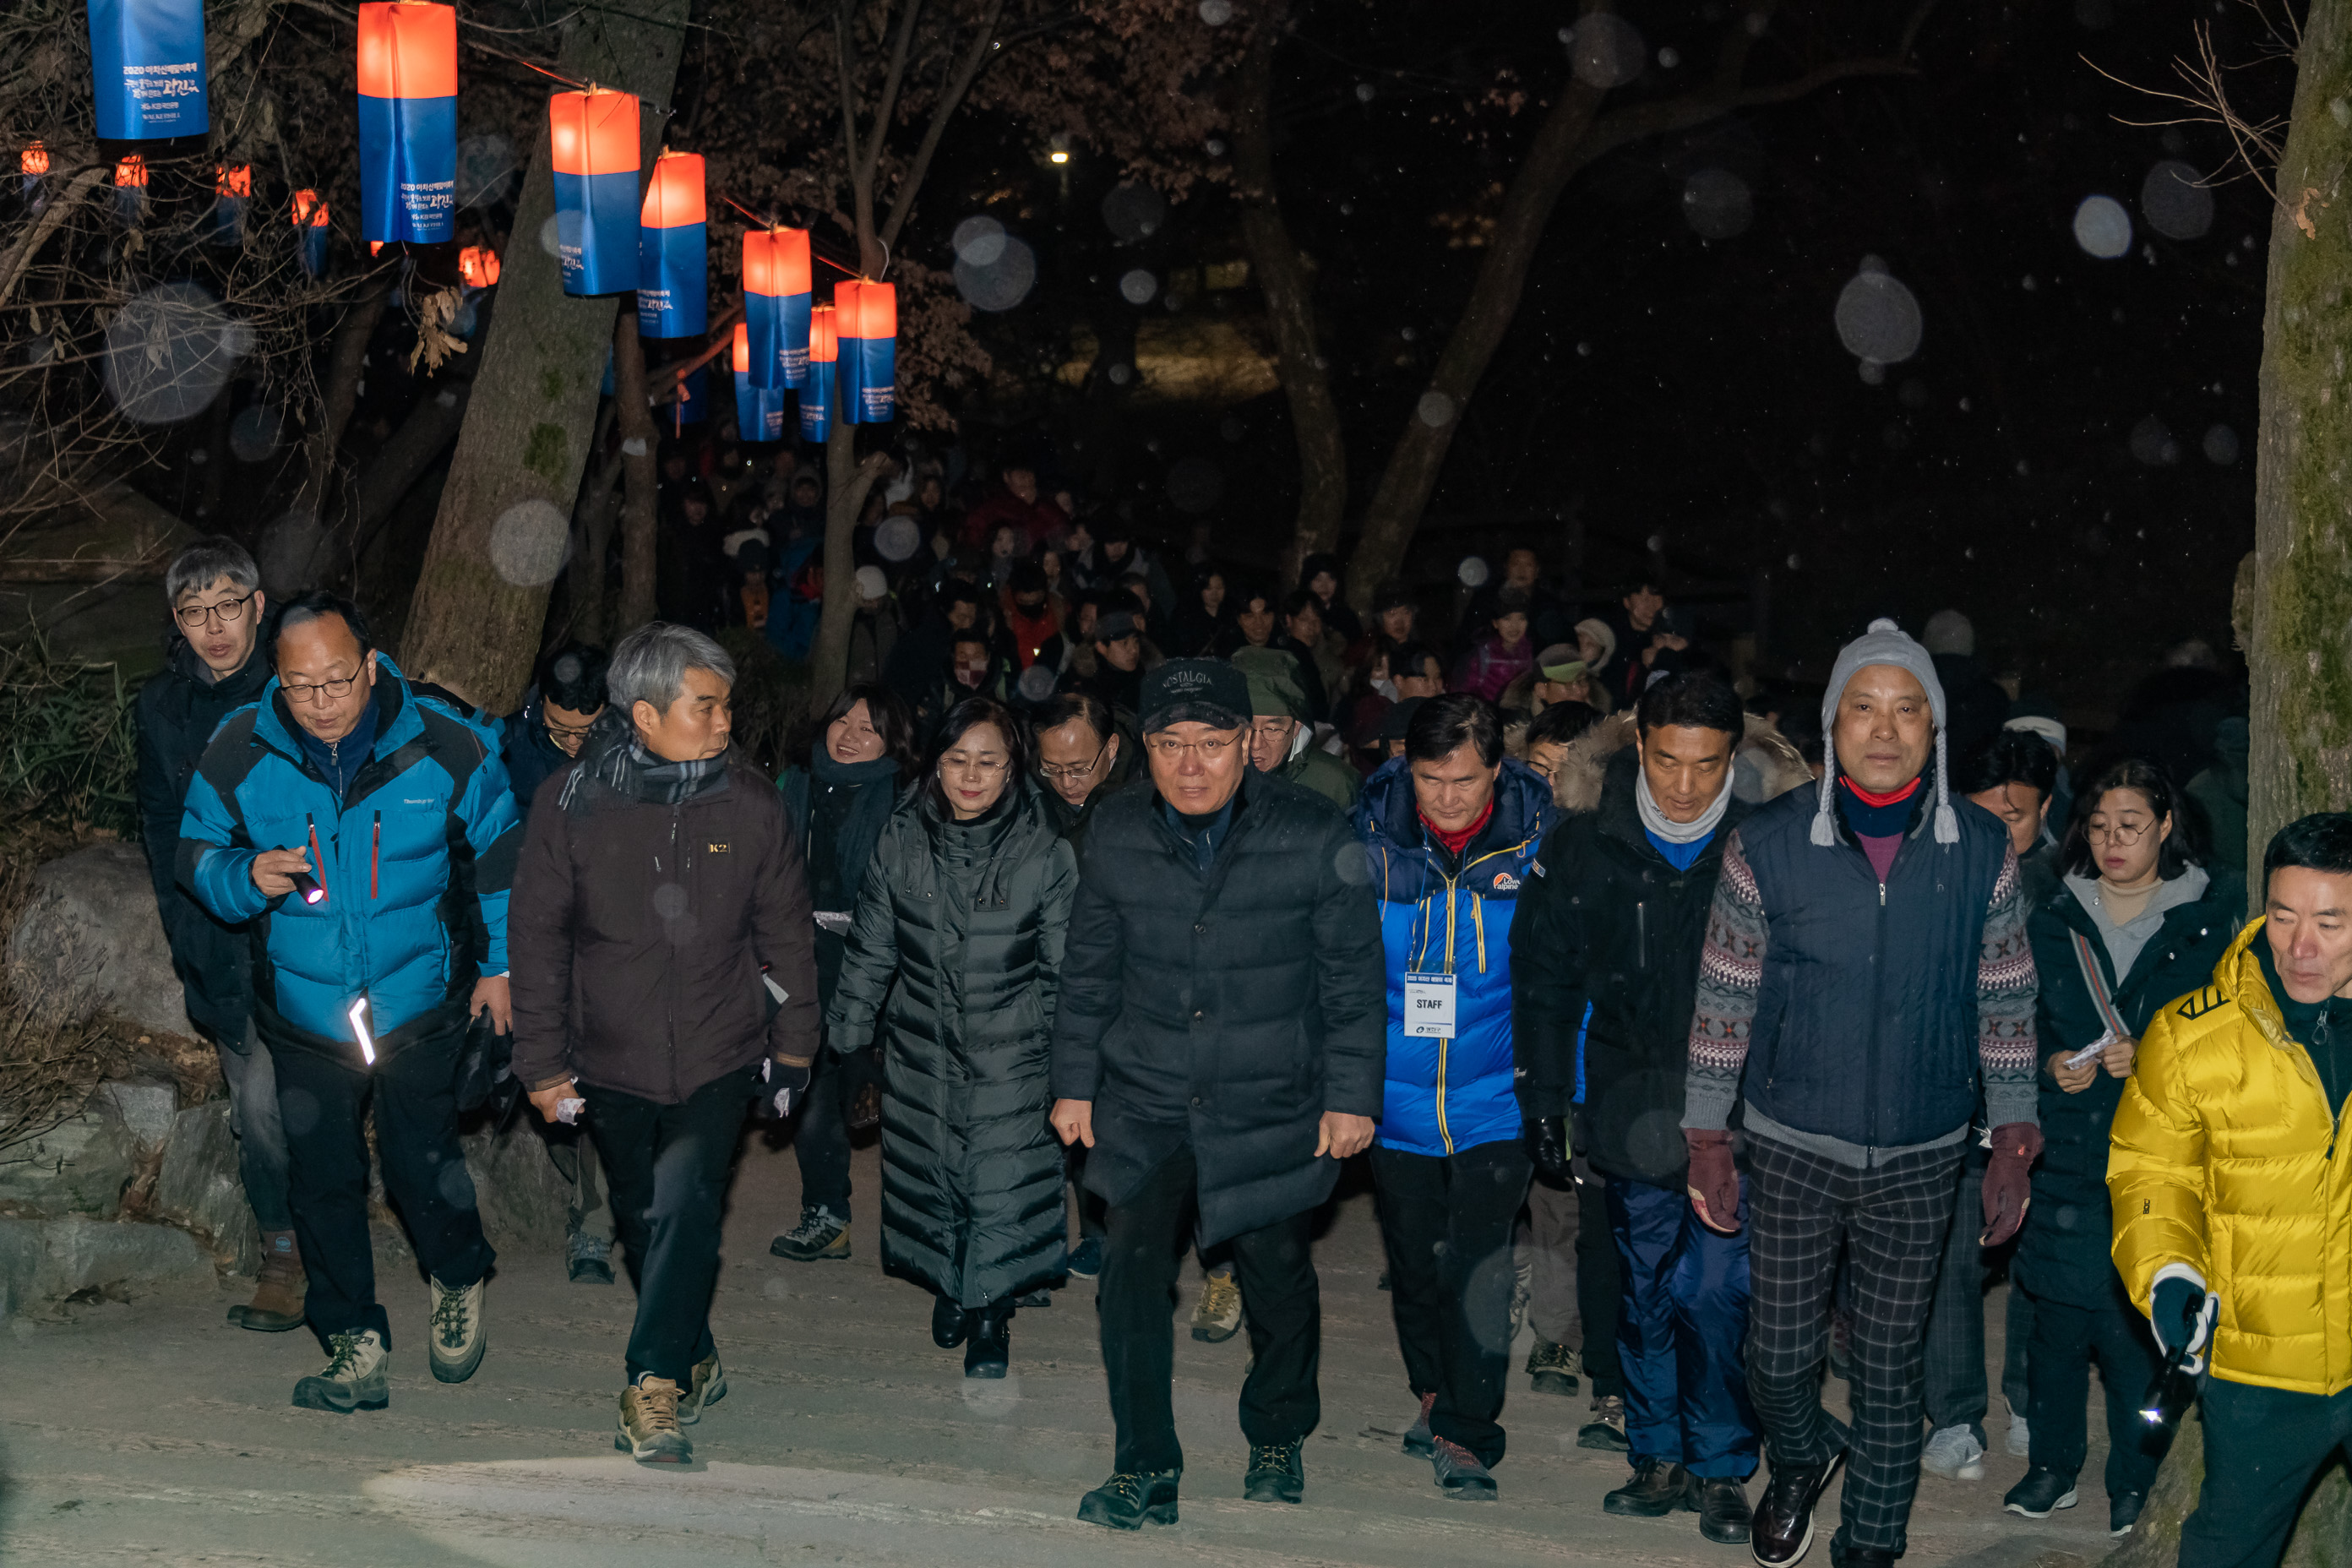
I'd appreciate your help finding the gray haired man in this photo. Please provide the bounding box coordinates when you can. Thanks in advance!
[133,537,300,1330]
[509,623,820,1465]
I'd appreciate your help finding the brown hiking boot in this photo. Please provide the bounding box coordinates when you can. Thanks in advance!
[227,1230,308,1332]
[617,1375,692,1464]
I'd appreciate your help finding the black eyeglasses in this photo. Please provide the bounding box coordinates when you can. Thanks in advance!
[281,674,362,704]
[175,591,256,629]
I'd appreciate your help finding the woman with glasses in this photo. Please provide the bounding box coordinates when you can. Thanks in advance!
[826,695,1079,1376]
[2004,757,2240,1537]
[769,683,920,1265]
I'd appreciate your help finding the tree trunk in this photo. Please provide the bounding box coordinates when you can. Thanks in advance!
[2137,15,2352,1552]
[2248,0,2352,872]
[612,309,661,635]
[256,280,391,591]
[396,0,693,711]
[568,402,623,647]
[806,415,893,718]
[1342,74,1606,612]
[1231,5,1347,579]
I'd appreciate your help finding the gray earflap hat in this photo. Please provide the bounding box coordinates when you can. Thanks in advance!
[1812,617,1957,847]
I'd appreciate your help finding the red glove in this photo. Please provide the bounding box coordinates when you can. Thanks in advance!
[1685,1130,1741,1234]
[1980,1122,2044,1245]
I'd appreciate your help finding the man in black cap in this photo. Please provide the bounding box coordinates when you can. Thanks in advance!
[1054,659,1385,1527]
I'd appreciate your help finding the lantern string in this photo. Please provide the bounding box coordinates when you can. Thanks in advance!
[716,193,866,278]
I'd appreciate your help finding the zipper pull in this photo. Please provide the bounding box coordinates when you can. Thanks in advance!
[1880,881,1887,906]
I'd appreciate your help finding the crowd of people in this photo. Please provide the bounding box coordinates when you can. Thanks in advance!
[131,514,2349,1568]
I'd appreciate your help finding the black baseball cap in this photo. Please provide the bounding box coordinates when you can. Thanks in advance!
[1140,658,1250,732]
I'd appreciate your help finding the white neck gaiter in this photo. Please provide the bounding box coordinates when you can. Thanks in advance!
[1636,768,1733,844]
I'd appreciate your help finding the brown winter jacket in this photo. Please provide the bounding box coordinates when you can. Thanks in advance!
[508,755,819,1104]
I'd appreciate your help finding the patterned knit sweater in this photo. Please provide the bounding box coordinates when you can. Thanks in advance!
[1682,825,2040,1159]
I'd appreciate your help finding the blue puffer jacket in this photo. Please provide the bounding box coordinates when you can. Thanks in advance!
[177,658,519,1045]
[1355,756,1557,1157]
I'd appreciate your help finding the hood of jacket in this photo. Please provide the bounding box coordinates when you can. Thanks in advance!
[1550,710,1812,816]
[1356,752,1554,876]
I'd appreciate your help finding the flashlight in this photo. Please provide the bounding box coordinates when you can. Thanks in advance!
[291,869,325,905]
[2139,1338,2193,1427]
[348,997,376,1066]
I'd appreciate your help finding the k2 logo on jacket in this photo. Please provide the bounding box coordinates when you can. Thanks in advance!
[1491,872,1522,892]
[706,842,731,854]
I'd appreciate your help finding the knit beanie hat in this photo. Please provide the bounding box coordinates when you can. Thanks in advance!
[1812,617,1957,847]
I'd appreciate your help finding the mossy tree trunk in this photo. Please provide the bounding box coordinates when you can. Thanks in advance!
[2249,0,2352,867]
[2130,12,2352,1558]
[398,0,692,712]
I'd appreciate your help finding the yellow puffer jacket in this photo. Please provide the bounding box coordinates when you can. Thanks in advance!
[2109,918,2352,1396]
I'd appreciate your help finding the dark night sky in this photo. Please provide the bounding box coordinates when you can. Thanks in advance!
[934,0,2283,726]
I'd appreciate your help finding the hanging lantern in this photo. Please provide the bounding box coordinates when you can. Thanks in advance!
[732,322,784,443]
[637,150,706,340]
[798,303,836,443]
[19,142,46,208]
[548,86,639,296]
[209,162,250,247]
[112,154,148,225]
[740,226,811,391]
[89,0,210,141]
[292,189,329,276]
[357,2,457,246]
[836,280,896,424]
[458,245,501,288]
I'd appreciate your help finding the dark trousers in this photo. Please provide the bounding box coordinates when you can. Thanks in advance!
[1745,1135,1962,1558]
[1920,1146,2029,1440]
[2180,1379,2352,1568]
[1099,1142,1320,1475]
[790,1047,853,1218]
[582,1065,754,1386]
[1609,1173,1759,1478]
[1371,1138,1532,1467]
[1576,1172,1626,1397]
[2021,1283,2169,1499]
[272,1023,493,1350]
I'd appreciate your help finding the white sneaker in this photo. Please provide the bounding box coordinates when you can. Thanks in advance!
[1921,1424,1986,1481]
[2006,1414,2032,1457]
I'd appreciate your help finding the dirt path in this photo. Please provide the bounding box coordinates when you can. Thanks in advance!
[0,1136,2116,1565]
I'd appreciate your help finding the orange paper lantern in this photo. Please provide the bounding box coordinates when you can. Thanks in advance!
[113,155,148,188]
[20,142,48,177]
[459,245,501,288]
[215,163,251,198]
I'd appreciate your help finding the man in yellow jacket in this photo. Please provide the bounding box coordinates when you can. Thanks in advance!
[2109,813,2352,1568]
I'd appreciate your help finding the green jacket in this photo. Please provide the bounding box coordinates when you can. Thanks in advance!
[1280,745,1360,811]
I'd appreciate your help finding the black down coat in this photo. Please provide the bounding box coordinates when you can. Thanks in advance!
[827,782,1079,1309]
[2017,865,2241,1308]
[1513,749,1756,1189]
[134,639,272,1047]
[1051,767,1386,1247]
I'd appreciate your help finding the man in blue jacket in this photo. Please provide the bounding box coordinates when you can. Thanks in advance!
[1355,693,1557,1501]
[180,591,520,1414]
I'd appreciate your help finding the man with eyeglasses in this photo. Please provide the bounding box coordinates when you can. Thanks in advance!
[1053,659,1385,1527]
[136,538,300,1331]
[178,591,520,1415]
[494,640,617,1287]
[1032,692,1129,850]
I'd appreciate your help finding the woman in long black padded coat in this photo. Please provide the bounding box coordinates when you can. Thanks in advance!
[827,694,1079,1377]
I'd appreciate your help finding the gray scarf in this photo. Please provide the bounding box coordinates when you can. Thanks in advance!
[559,710,730,812]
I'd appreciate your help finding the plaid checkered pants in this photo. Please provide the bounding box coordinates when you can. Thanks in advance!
[1745,1133,1963,1558]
